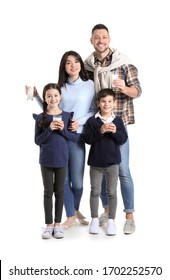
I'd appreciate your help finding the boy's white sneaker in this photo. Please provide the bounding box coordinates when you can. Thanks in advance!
[106,219,116,236]
[89,218,99,234]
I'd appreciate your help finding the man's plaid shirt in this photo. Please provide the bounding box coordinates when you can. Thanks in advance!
[91,50,142,125]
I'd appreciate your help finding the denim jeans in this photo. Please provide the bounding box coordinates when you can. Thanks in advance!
[64,134,85,217]
[100,129,135,213]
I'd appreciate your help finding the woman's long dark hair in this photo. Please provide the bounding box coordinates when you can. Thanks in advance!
[58,50,89,87]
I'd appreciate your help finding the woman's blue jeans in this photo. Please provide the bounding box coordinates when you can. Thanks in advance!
[100,133,135,213]
[64,134,85,217]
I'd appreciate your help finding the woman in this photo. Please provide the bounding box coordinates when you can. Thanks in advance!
[58,51,96,228]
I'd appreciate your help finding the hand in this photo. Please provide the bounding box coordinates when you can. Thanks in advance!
[68,120,79,131]
[113,78,127,93]
[25,85,38,97]
[50,120,64,130]
[100,123,116,134]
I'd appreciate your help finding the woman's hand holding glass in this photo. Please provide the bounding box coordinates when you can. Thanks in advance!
[25,85,38,99]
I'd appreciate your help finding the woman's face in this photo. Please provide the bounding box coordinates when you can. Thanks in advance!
[65,55,81,81]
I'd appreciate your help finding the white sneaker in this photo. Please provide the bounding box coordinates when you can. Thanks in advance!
[106,219,116,236]
[89,218,99,234]
[54,227,64,239]
[99,212,108,226]
[42,226,54,239]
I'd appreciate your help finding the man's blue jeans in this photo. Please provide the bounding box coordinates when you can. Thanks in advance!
[64,134,85,217]
[100,133,135,213]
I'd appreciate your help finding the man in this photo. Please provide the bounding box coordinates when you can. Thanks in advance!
[84,24,142,234]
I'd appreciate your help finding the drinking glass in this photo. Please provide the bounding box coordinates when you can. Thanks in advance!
[27,86,34,101]
[53,115,62,121]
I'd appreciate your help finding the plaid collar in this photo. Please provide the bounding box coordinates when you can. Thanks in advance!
[94,49,113,66]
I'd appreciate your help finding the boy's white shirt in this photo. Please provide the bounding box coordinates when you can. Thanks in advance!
[95,110,115,123]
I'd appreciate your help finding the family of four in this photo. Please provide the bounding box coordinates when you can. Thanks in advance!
[26,24,142,239]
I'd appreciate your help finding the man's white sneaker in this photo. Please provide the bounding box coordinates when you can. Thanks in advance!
[42,226,54,239]
[89,218,99,234]
[106,219,116,236]
[99,213,108,226]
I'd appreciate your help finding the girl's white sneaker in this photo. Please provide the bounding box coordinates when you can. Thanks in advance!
[54,227,64,239]
[42,226,54,239]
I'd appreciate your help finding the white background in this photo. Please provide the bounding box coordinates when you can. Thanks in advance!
[0,0,170,279]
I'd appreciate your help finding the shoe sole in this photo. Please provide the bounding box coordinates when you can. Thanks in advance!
[123,228,135,234]
[124,231,135,234]
[106,233,116,236]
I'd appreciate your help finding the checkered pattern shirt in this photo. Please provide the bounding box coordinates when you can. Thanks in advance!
[93,50,142,125]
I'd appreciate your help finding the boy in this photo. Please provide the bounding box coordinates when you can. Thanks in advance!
[84,88,127,236]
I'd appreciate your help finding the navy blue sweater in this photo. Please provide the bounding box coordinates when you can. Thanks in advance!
[83,116,128,167]
[34,111,77,168]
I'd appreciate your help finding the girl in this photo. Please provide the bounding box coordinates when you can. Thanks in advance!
[34,83,77,238]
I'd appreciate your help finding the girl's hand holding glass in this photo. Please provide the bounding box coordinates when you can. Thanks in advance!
[50,119,64,130]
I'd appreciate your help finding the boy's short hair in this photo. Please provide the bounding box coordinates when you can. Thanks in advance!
[91,24,109,34]
[97,88,115,101]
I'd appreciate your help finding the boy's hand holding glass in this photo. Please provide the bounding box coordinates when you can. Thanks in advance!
[108,123,116,134]
[100,123,116,134]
